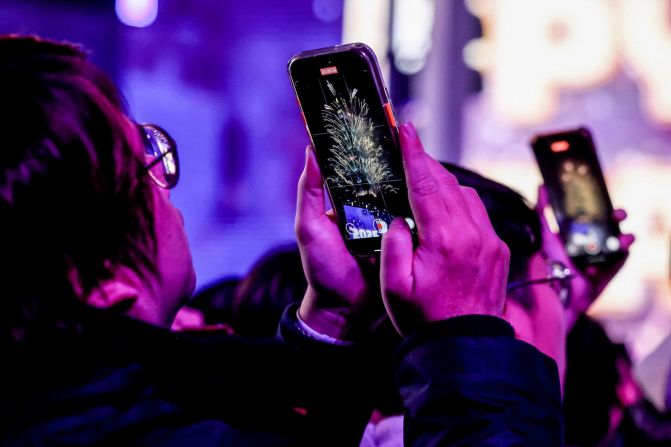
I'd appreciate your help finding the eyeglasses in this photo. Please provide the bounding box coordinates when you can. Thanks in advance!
[140,123,179,189]
[507,260,574,308]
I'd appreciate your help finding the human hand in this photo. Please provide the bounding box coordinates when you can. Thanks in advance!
[535,185,635,329]
[296,146,380,341]
[380,123,510,336]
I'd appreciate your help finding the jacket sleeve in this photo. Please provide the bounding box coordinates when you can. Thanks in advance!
[395,315,563,446]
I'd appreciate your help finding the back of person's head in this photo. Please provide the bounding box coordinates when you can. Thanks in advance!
[0,35,156,339]
[187,276,240,326]
[231,244,306,337]
[441,162,541,284]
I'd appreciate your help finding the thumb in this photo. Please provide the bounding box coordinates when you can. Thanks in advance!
[380,218,415,336]
[296,146,327,241]
[380,218,413,301]
[536,185,559,244]
[536,184,550,212]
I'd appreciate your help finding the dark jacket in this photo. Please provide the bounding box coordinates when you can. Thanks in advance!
[2,307,562,446]
[397,315,563,446]
[2,305,374,446]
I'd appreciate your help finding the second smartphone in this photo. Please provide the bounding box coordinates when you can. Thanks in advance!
[288,43,416,256]
[531,127,623,268]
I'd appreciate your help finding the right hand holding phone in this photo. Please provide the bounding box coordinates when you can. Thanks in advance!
[380,123,510,336]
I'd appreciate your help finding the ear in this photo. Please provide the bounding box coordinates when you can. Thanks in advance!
[86,280,138,311]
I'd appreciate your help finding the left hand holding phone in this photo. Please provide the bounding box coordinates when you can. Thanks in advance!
[296,145,382,342]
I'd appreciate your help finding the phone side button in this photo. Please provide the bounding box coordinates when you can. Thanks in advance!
[384,102,397,128]
[300,110,308,126]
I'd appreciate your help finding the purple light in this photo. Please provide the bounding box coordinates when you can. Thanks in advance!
[115,0,158,28]
[313,0,342,23]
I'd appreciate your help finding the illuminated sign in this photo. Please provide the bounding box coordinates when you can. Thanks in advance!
[465,0,671,125]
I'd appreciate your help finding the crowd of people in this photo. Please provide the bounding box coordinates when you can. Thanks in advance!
[1,34,670,446]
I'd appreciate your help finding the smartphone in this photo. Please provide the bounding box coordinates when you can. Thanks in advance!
[531,127,623,268]
[288,43,416,256]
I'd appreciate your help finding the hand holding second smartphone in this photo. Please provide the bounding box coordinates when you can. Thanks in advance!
[535,184,635,329]
[531,127,635,326]
[531,128,625,269]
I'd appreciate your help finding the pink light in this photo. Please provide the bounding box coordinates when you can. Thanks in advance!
[115,0,158,28]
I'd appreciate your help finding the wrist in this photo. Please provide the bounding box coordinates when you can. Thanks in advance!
[298,287,361,342]
[295,309,355,345]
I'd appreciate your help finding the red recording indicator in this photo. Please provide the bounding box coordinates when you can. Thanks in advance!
[551,140,570,152]
[320,66,338,75]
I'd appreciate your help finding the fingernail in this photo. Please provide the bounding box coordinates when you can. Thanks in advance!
[402,122,417,138]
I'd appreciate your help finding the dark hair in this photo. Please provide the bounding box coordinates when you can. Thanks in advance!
[187,276,241,326]
[0,35,156,337]
[440,162,541,284]
[231,244,306,338]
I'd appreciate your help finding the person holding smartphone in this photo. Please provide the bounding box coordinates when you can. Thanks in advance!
[1,35,376,447]
[3,34,561,447]
[290,44,561,445]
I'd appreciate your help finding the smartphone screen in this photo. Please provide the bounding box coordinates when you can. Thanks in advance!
[532,128,622,267]
[289,44,416,255]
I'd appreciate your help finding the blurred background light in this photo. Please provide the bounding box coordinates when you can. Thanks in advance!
[467,0,618,125]
[312,0,343,23]
[620,0,671,124]
[391,0,435,75]
[115,0,158,28]
[342,0,391,76]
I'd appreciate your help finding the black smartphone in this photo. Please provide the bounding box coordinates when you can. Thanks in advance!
[531,127,623,268]
[288,43,416,256]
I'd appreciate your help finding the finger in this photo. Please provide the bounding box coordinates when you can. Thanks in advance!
[618,233,635,252]
[536,184,550,213]
[535,185,556,238]
[612,209,627,223]
[426,158,470,220]
[460,186,496,233]
[297,146,326,218]
[536,198,555,238]
[296,146,329,240]
[398,123,446,231]
[380,218,413,299]
[534,185,572,264]
[535,185,558,237]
